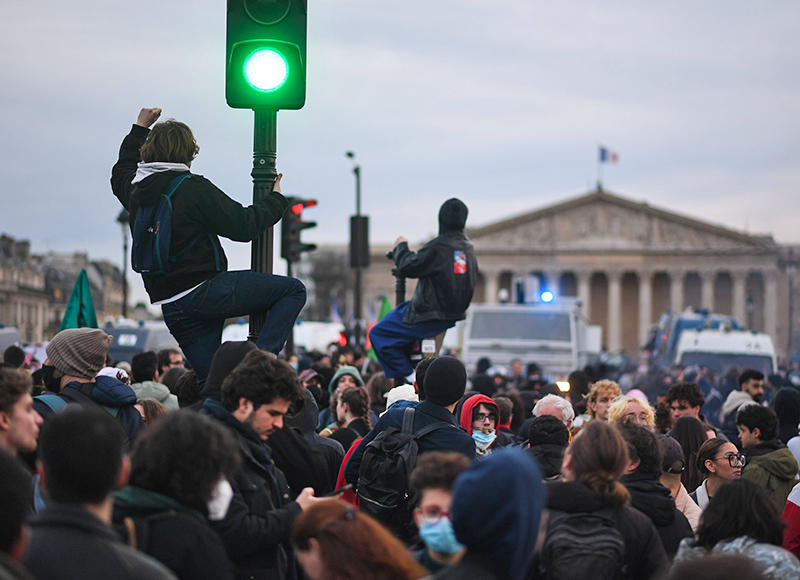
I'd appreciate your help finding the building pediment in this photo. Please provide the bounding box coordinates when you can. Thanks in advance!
[467,189,776,255]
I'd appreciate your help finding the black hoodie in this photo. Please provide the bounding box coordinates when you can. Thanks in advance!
[393,198,478,325]
[112,124,288,302]
[621,472,693,559]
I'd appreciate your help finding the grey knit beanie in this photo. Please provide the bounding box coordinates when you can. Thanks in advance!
[46,328,112,379]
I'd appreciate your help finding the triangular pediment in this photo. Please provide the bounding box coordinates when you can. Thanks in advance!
[466,189,776,254]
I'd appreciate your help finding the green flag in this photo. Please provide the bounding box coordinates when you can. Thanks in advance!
[58,269,98,331]
[367,296,394,361]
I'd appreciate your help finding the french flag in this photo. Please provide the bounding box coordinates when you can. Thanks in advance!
[599,146,619,164]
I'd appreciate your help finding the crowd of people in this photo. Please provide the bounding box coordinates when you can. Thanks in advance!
[3,333,800,580]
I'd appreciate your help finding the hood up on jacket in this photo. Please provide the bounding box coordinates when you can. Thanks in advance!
[451,448,544,580]
[438,198,468,235]
[328,365,364,395]
[200,341,258,402]
[528,443,566,480]
[459,393,499,436]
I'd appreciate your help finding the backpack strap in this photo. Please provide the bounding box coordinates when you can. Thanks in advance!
[401,407,415,434]
[57,383,121,417]
[413,421,459,440]
[33,393,69,414]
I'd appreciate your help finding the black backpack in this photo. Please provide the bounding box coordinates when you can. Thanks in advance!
[356,407,455,541]
[131,173,207,276]
[536,508,627,580]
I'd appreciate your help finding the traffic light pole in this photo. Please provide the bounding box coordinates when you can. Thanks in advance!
[248,109,278,343]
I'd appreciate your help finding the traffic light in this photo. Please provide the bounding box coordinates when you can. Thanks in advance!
[226,0,307,110]
[281,197,317,262]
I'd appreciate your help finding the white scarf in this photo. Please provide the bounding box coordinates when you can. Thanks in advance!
[132,162,190,184]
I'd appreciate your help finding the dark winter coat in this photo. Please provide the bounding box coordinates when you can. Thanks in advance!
[111,124,288,302]
[527,443,566,480]
[113,486,233,580]
[24,503,176,580]
[621,472,693,559]
[202,399,301,580]
[543,480,669,580]
[394,199,477,325]
[344,400,476,486]
[33,376,145,441]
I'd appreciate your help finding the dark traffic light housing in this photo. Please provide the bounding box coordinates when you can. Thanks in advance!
[226,0,307,110]
[281,197,317,262]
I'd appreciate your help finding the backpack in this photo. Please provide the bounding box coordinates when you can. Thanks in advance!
[35,383,120,417]
[536,508,627,580]
[131,173,198,276]
[356,407,455,542]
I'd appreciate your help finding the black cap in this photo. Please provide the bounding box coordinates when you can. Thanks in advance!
[424,356,467,407]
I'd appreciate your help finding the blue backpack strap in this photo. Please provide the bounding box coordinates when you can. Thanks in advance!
[34,393,69,414]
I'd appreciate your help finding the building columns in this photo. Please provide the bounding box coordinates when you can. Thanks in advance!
[764,272,778,340]
[701,272,715,311]
[638,271,653,346]
[732,271,747,324]
[608,270,622,352]
[670,270,685,313]
[577,271,592,320]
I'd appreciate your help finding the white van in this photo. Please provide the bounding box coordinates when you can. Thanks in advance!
[674,328,777,376]
[459,300,602,379]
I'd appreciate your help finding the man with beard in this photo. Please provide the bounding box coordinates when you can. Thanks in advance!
[720,369,764,449]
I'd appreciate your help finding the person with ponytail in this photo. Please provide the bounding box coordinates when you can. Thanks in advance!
[535,421,669,580]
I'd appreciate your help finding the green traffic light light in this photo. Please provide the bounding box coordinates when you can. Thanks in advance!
[244,49,289,92]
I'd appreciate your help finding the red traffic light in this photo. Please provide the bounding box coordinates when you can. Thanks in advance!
[291,199,317,215]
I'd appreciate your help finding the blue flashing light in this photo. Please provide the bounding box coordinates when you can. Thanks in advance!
[541,291,554,303]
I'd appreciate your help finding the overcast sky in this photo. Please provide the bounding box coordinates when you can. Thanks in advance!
[1,1,799,308]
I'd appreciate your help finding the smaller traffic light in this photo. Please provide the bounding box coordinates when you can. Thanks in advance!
[281,197,317,262]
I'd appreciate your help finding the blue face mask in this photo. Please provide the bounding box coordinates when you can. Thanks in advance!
[419,516,463,555]
[472,430,497,446]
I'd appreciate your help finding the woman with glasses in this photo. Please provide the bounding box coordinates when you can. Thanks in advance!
[674,478,800,579]
[292,499,427,580]
[689,438,744,510]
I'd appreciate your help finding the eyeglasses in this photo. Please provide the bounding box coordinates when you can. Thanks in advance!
[473,412,498,423]
[713,453,746,467]
[415,505,451,525]
[624,413,650,425]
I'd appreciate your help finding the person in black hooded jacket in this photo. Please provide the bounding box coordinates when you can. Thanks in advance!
[369,198,478,382]
[618,422,693,559]
[526,415,569,480]
[537,421,668,580]
[111,108,306,386]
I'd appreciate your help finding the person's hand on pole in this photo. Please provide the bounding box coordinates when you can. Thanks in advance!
[136,107,162,128]
[272,173,283,194]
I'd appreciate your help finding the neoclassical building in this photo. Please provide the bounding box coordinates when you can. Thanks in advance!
[465,188,789,356]
[304,188,798,360]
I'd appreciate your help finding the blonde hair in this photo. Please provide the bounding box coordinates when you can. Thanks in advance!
[607,395,655,429]
[585,380,622,418]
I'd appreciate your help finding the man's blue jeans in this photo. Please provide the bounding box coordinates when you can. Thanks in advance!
[369,301,453,380]
[161,270,306,385]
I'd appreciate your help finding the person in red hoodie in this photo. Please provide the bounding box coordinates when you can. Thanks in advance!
[459,394,503,458]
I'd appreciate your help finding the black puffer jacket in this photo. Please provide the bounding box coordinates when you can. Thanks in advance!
[394,198,478,325]
[621,472,693,559]
[111,124,288,302]
[543,480,669,580]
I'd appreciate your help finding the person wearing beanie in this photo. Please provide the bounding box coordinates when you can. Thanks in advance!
[317,366,372,433]
[33,328,144,441]
[369,198,478,383]
[435,448,545,580]
[344,356,476,488]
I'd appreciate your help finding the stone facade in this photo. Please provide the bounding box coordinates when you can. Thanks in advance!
[302,188,798,360]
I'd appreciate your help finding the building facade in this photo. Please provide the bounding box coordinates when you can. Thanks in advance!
[302,188,799,360]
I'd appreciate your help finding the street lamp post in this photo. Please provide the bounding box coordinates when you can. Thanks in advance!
[346,151,365,347]
[116,209,130,319]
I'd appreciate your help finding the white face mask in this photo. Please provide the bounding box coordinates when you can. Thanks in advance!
[207,478,234,521]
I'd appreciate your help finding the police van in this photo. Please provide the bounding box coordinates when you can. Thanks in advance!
[674,328,777,376]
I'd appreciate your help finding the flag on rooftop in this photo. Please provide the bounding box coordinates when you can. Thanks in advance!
[599,146,619,164]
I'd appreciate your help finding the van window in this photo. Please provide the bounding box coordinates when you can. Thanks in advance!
[470,312,571,342]
[679,353,773,376]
